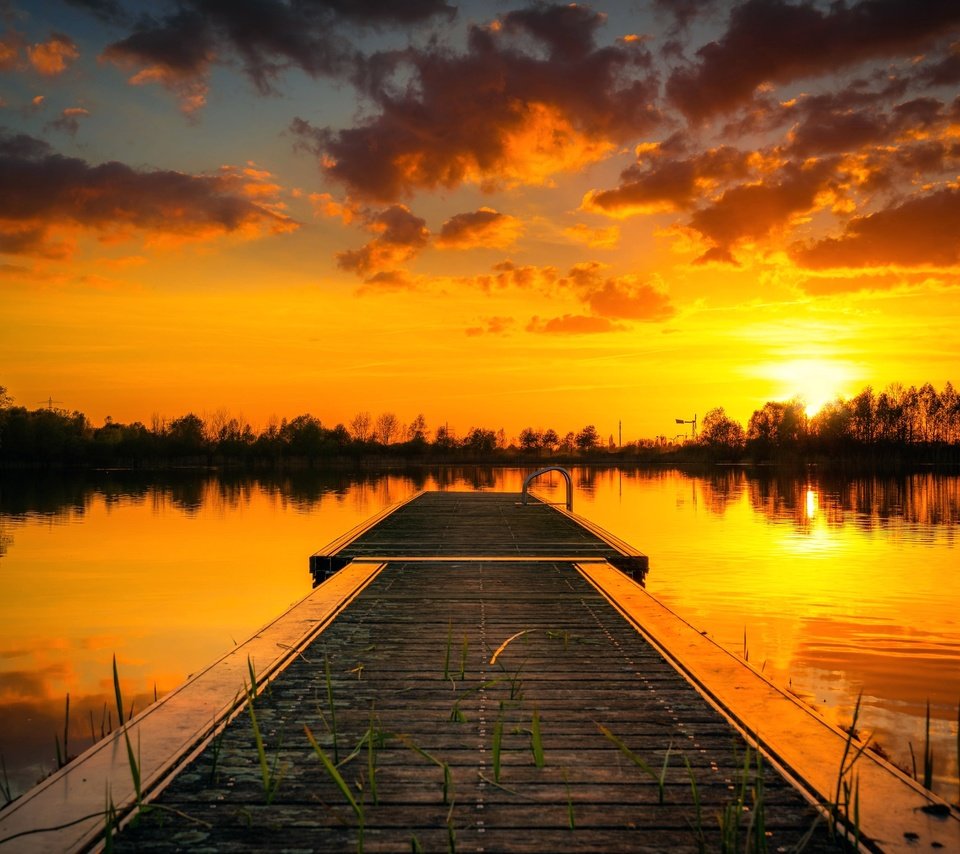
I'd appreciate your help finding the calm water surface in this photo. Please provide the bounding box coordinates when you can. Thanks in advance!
[1,467,958,802]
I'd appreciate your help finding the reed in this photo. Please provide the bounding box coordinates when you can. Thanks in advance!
[443,620,453,682]
[598,724,670,804]
[530,705,545,768]
[112,655,124,727]
[305,724,364,853]
[398,736,453,805]
[325,653,340,764]
[493,710,504,783]
[0,752,12,805]
[459,634,468,681]
[245,656,283,804]
[831,692,868,843]
[682,755,705,853]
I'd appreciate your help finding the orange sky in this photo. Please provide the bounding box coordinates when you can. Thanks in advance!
[2,1,959,440]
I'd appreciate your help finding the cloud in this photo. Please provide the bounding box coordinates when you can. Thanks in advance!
[63,0,128,24]
[526,314,625,334]
[100,0,454,109]
[784,92,948,157]
[583,142,753,217]
[585,277,676,321]
[563,222,620,249]
[296,5,659,201]
[45,106,90,136]
[0,130,297,258]
[101,10,214,115]
[436,208,523,249]
[307,192,359,224]
[666,0,960,122]
[0,35,22,71]
[465,316,515,336]
[791,186,960,270]
[27,34,80,76]
[688,158,838,261]
[336,204,429,275]
[356,268,422,294]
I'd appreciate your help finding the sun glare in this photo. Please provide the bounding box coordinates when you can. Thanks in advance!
[764,358,858,417]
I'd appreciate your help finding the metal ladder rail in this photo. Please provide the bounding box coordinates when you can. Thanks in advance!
[521,466,573,511]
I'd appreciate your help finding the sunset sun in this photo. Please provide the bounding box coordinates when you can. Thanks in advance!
[766,358,859,418]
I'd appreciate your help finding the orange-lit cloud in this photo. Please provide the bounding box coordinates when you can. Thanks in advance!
[583,141,753,217]
[465,316,515,337]
[27,34,80,76]
[563,223,620,249]
[526,314,625,334]
[308,192,359,225]
[101,11,214,115]
[0,131,297,258]
[294,4,658,201]
[436,208,523,249]
[46,106,90,136]
[688,158,838,262]
[356,268,422,294]
[336,204,429,276]
[792,186,960,272]
[0,35,21,71]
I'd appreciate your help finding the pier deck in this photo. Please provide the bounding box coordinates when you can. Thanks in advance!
[2,491,957,852]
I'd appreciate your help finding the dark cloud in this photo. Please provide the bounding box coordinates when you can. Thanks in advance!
[652,0,720,31]
[100,0,454,102]
[63,0,129,24]
[785,94,946,157]
[500,3,606,60]
[923,42,960,86]
[666,0,960,122]
[45,107,90,137]
[336,204,429,275]
[0,129,296,257]
[299,6,660,201]
[436,208,522,249]
[791,186,960,269]
[688,158,838,260]
[584,143,752,215]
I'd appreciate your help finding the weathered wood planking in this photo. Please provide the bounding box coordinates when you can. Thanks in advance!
[116,558,849,853]
[310,491,648,581]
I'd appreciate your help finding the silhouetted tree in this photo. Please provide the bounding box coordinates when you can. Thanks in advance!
[575,425,599,451]
[699,407,745,451]
[350,411,371,442]
[541,428,559,453]
[374,412,399,445]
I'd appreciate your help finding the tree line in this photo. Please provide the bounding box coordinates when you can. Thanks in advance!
[2,381,959,469]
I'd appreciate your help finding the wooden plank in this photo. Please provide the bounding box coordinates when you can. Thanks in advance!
[113,560,849,853]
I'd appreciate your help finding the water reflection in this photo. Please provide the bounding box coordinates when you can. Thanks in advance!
[1,466,958,802]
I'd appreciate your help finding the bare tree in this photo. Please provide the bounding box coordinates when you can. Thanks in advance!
[374,411,399,445]
[406,413,428,442]
[350,411,371,442]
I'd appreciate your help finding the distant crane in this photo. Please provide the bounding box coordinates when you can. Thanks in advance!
[674,414,697,439]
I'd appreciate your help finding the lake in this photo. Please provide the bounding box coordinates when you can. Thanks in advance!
[1,466,958,803]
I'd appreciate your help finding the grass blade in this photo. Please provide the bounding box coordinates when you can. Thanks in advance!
[112,655,124,727]
[305,725,363,853]
[530,705,545,768]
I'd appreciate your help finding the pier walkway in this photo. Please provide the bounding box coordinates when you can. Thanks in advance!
[1,491,956,852]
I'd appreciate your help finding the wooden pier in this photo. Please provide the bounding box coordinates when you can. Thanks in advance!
[1,491,957,852]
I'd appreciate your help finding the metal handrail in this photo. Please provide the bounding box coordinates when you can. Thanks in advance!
[521,466,573,511]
